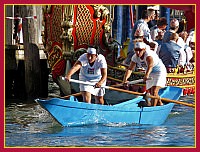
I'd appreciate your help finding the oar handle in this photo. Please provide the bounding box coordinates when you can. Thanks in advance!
[127,77,153,85]
[62,77,152,86]
[62,77,95,85]
[111,77,153,87]
[127,79,144,85]
[69,79,96,86]
[62,78,110,89]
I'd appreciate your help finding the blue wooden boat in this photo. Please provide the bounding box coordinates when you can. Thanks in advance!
[35,86,182,127]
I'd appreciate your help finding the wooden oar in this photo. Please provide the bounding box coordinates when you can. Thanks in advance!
[60,79,145,99]
[59,79,143,99]
[66,77,150,87]
[48,92,82,99]
[68,79,195,108]
[111,79,144,87]
[112,77,153,87]
[60,92,82,99]
[108,80,143,87]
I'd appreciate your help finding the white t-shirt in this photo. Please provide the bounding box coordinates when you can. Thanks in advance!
[131,46,167,89]
[78,53,107,96]
[136,19,153,42]
[78,53,107,81]
[131,48,166,73]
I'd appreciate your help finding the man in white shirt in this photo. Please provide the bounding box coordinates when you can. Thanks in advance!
[65,47,107,105]
[132,9,156,42]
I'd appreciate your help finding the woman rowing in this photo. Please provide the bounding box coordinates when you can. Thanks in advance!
[122,40,167,106]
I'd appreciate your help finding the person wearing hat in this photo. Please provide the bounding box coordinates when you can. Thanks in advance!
[65,46,107,105]
[162,18,179,43]
[122,40,167,106]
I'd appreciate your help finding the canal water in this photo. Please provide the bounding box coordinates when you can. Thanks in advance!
[5,77,195,147]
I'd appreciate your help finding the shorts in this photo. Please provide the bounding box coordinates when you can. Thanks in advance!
[79,77,106,97]
[146,71,166,90]
[80,84,105,96]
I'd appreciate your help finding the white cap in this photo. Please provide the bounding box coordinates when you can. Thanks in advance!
[135,42,146,49]
[87,47,97,54]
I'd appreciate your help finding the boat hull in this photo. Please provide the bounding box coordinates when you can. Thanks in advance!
[35,86,182,126]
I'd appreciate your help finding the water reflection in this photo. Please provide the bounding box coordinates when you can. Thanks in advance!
[5,73,195,147]
[5,94,195,147]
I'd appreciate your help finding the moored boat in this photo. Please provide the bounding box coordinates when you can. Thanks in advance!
[35,86,182,127]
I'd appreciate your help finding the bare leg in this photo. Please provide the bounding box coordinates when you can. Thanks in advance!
[94,96,104,105]
[157,96,163,106]
[150,86,162,106]
[81,91,91,103]
[145,90,151,106]
[149,88,154,106]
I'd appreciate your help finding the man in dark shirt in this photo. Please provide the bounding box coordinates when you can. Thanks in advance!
[159,33,181,70]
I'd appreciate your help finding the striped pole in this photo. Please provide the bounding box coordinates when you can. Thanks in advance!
[5,16,37,20]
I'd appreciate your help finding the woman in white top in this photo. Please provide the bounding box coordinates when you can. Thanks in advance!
[123,40,167,106]
[65,47,107,105]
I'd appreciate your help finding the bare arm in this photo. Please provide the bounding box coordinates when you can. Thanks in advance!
[123,61,136,83]
[65,61,82,81]
[95,68,107,87]
[144,56,153,81]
